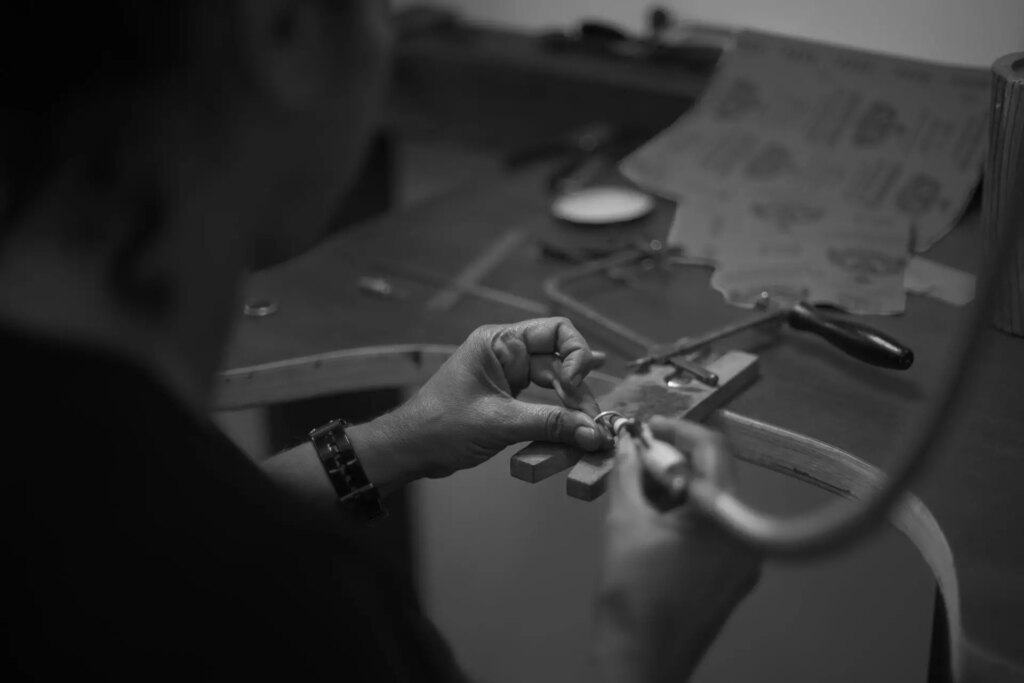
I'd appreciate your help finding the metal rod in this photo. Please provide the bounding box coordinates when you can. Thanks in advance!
[667,356,719,386]
[630,308,783,367]
[425,229,529,312]
[544,251,657,355]
[373,260,551,317]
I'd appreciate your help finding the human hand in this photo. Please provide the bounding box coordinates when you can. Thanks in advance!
[353,318,613,486]
[592,416,761,683]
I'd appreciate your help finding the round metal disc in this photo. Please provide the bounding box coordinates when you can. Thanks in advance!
[551,185,656,225]
[243,298,278,317]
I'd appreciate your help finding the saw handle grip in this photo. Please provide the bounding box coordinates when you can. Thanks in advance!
[787,302,914,370]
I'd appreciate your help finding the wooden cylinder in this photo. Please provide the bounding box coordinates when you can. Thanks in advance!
[984,53,1024,336]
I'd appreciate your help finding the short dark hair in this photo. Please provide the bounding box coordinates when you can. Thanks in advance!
[0,2,213,235]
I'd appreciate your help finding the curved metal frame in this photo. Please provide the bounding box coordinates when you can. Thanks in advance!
[542,199,1022,561]
[215,132,1024,681]
[214,347,1006,680]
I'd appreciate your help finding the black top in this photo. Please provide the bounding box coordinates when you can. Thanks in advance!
[1,325,461,682]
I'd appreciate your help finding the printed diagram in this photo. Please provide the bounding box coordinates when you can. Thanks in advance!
[621,28,989,305]
[744,143,795,181]
[712,78,762,121]
[895,174,947,216]
[845,160,903,209]
[750,201,825,232]
[826,247,906,281]
[852,101,904,147]
[725,284,810,307]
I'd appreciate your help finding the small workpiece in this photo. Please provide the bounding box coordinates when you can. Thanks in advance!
[509,349,759,500]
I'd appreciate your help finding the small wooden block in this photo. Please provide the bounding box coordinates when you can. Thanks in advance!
[509,350,759,487]
[565,450,615,501]
[565,350,759,501]
[509,442,584,483]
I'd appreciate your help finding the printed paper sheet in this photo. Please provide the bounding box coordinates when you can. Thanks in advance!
[621,30,989,313]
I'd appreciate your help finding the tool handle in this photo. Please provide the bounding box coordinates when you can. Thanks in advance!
[787,303,914,370]
[639,439,690,511]
[628,422,689,511]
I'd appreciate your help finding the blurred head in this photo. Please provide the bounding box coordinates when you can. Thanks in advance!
[0,0,390,308]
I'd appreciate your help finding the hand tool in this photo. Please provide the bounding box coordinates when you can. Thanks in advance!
[369,259,551,317]
[510,350,759,499]
[538,238,646,289]
[425,229,529,312]
[666,355,718,386]
[595,411,689,511]
[628,296,914,371]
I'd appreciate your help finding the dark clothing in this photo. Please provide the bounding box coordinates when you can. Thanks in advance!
[1,325,459,681]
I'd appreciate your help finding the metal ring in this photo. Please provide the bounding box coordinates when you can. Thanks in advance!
[243,298,278,317]
[594,410,626,428]
[594,410,636,439]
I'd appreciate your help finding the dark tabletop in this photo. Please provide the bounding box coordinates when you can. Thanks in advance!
[224,166,1024,677]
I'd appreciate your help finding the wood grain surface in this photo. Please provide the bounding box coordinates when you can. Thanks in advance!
[508,351,759,500]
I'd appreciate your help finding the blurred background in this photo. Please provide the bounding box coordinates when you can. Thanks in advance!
[218,3,1024,682]
[399,0,1024,66]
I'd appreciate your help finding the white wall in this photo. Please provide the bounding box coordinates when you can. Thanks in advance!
[414,0,1024,66]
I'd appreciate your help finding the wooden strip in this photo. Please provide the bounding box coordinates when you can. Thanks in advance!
[509,443,585,483]
[563,453,616,501]
[544,251,657,355]
[707,409,970,681]
[214,345,457,411]
[509,351,758,487]
[375,259,551,316]
[215,337,1015,679]
[425,229,528,312]
[564,350,759,501]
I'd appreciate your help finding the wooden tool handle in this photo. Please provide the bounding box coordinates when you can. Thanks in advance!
[787,303,914,370]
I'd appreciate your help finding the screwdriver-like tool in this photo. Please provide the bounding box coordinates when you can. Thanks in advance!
[628,300,914,371]
[596,411,690,511]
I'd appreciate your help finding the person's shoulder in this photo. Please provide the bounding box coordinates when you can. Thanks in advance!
[0,326,463,682]
[0,322,162,425]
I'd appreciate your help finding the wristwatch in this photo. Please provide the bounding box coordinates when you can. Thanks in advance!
[308,419,387,522]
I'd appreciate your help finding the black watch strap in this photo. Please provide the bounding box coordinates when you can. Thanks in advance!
[308,419,387,522]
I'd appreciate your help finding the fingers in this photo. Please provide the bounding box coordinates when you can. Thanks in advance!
[527,355,559,387]
[553,378,601,417]
[608,426,647,509]
[609,422,692,517]
[529,355,601,417]
[505,402,611,451]
[611,418,733,516]
[647,416,734,491]
[496,317,598,387]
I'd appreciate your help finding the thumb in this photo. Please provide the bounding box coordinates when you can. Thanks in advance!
[505,401,610,451]
[609,429,644,505]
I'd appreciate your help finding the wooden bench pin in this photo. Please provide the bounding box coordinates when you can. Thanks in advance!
[510,349,759,501]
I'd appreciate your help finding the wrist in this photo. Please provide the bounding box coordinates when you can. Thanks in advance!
[599,540,760,628]
[591,585,719,683]
[590,617,679,683]
[595,522,761,680]
[346,412,421,495]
